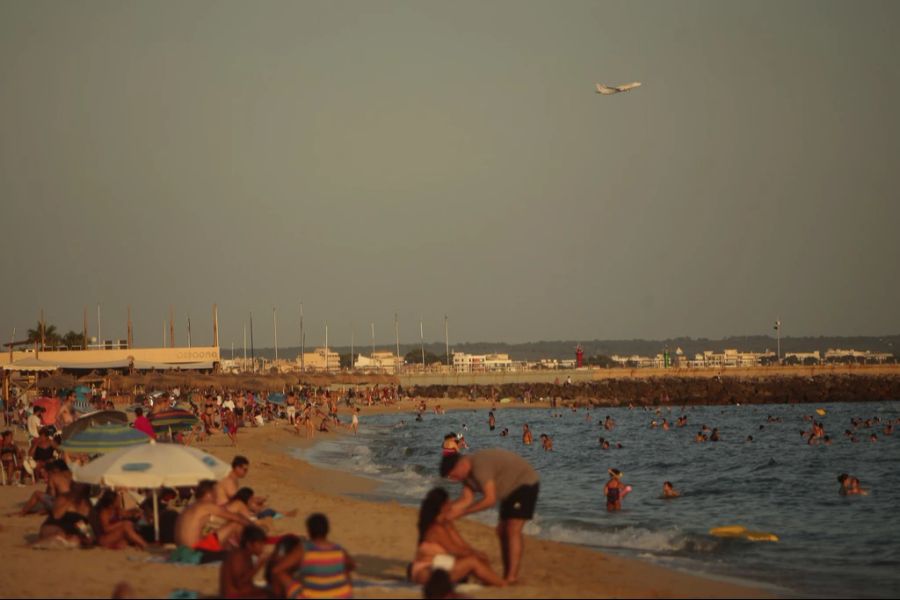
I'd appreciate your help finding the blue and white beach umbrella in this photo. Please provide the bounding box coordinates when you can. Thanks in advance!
[72,442,231,541]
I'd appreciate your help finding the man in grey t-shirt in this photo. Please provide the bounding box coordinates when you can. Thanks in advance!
[440,448,540,584]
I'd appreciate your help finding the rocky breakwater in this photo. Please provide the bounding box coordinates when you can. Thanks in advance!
[408,374,900,407]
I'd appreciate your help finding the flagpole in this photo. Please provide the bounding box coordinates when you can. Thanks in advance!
[394,313,400,375]
[370,322,375,371]
[444,314,450,370]
[299,303,304,373]
[273,307,278,362]
[250,312,255,373]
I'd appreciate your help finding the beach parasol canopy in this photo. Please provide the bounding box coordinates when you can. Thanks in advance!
[71,441,230,488]
[33,396,61,425]
[149,408,199,433]
[60,423,151,454]
[36,373,77,389]
[61,410,129,441]
[71,441,230,542]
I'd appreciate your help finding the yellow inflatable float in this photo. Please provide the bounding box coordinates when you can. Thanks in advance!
[815,408,827,416]
[709,525,778,542]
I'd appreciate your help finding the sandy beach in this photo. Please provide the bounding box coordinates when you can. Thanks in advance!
[0,398,768,599]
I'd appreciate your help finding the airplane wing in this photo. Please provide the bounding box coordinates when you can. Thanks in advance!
[595,83,618,95]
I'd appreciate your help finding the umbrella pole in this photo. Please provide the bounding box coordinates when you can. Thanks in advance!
[153,489,160,543]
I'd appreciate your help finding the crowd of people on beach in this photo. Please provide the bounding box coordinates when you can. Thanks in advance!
[2,379,534,598]
[1,376,896,598]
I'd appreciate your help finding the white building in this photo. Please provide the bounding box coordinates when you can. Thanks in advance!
[452,352,512,372]
[824,349,894,363]
[298,347,341,372]
[354,351,402,373]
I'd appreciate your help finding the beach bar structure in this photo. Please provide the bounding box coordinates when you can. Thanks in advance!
[0,346,221,373]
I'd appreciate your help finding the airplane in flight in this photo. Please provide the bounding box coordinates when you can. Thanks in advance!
[595,82,642,95]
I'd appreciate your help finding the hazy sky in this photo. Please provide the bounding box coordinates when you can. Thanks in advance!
[1,0,898,348]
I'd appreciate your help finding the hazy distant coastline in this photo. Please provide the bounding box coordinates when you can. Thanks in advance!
[250,334,900,361]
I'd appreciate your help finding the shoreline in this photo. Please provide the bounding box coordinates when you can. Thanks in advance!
[0,400,771,598]
[302,400,789,597]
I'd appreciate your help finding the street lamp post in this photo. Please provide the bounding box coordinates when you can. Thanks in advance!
[774,319,782,363]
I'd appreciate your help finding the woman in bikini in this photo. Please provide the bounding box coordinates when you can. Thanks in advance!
[409,487,505,587]
[29,427,58,482]
[93,490,148,549]
[39,482,93,546]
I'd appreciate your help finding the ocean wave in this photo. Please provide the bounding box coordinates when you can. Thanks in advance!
[539,520,722,555]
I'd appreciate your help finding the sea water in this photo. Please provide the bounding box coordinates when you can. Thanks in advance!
[294,401,900,598]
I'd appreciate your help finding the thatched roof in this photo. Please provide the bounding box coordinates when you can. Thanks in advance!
[36,373,77,389]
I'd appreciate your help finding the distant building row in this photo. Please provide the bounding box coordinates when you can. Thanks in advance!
[611,347,895,368]
[221,345,895,374]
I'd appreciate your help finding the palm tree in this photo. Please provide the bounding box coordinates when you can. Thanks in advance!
[62,330,84,349]
[26,322,61,348]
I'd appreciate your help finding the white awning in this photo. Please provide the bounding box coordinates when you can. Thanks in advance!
[131,360,215,371]
[2,358,59,372]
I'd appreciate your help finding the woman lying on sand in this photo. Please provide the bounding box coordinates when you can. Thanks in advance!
[409,487,505,587]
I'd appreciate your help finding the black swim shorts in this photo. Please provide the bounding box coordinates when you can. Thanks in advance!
[499,483,539,520]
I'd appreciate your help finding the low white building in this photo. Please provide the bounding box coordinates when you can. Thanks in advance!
[453,352,512,372]
[298,347,341,372]
[354,351,402,373]
[824,349,894,363]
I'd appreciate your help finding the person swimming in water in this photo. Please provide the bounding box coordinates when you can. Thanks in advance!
[661,481,680,499]
[522,424,533,446]
[838,473,869,496]
[598,437,610,450]
[539,434,553,452]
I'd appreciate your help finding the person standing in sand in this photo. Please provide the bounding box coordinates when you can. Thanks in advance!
[440,449,540,584]
[223,407,238,446]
